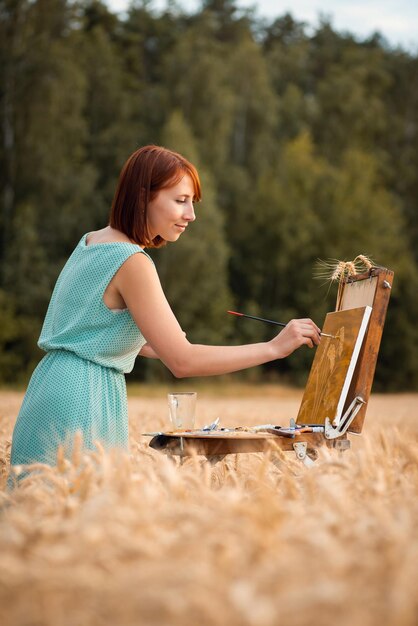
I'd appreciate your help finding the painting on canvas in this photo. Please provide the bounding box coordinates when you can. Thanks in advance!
[296,306,372,425]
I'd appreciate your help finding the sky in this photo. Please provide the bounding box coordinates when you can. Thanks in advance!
[105,0,418,51]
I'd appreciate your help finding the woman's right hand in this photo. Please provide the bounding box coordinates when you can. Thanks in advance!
[270,318,322,359]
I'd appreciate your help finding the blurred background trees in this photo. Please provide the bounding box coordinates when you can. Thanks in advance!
[1,0,417,388]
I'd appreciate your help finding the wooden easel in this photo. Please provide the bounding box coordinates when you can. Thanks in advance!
[148,266,394,464]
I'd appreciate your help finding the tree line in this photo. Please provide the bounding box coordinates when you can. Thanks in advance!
[1,0,418,389]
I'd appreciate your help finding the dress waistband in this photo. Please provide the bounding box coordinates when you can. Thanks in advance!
[42,348,125,375]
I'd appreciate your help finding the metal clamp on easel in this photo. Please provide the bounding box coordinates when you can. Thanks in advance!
[292,442,316,467]
[324,396,366,439]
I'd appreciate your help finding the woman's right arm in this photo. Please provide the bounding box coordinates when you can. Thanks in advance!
[116,253,321,378]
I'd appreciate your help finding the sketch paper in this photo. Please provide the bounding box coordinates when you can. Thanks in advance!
[296,306,372,425]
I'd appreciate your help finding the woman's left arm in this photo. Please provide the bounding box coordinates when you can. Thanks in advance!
[138,343,160,359]
[139,331,186,359]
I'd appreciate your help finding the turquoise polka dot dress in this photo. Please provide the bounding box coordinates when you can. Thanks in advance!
[10,233,152,469]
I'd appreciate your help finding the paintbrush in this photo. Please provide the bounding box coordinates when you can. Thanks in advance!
[227,310,335,338]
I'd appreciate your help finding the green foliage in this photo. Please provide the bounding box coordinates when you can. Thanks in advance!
[0,290,22,382]
[1,0,418,389]
[3,203,50,316]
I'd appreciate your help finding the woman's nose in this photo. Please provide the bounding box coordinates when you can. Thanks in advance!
[183,202,196,222]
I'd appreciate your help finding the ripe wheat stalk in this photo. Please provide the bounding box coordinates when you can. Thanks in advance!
[0,390,417,626]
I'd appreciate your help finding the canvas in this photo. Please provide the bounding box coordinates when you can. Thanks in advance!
[296,306,372,426]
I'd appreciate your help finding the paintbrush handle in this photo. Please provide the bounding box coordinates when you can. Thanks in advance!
[227,311,286,327]
[227,310,334,338]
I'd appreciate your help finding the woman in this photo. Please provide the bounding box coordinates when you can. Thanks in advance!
[9,145,321,472]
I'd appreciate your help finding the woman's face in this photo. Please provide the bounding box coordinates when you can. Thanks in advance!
[147,173,196,242]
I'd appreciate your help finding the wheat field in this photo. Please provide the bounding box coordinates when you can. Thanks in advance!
[0,385,417,626]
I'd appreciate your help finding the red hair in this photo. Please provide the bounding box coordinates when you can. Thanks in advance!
[109,145,201,248]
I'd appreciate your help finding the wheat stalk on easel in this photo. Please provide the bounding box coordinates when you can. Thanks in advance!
[315,254,374,309]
